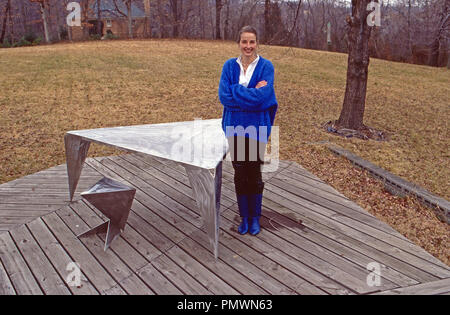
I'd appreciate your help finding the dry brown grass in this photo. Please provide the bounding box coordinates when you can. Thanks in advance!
[0,39,448,264]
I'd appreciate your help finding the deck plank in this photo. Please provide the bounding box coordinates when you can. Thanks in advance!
[69,201,150,273]
[373,278,450,295]
[9,224,72,295]
[225,204,398,294]
[262,181,450,279]
[0,252,16,295]
[56,206,151,295]
[279,166,345,197]
[189,228,298,295]
[136,262,183,294]
[26,218,99,295]
[269,176,411,241]
[0,210,56,217]
[221,211,352,294]
[0,204,62,211]
[0,232,43,295]
[260,183,444,283]
[176,236,268,295]
[253,196,419,288]
[105,273,153,295]
[40,211,124,294]
[214,221,327,295]
[275,171,394,222]
[151,253,212,295]
[165,245,240,295]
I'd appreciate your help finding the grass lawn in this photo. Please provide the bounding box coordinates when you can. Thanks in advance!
[0,39,448,264]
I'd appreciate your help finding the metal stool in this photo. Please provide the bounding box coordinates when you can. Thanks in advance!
[77,177,136,251]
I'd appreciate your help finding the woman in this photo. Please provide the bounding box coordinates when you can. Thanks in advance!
[218,26,278,236]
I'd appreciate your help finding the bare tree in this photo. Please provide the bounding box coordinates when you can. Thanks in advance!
[113,0,134,38]
[224,0,230,40]
[20,0,29,35]
[216,0,222,39]
[170,0,179,37]
[264,0,270,43]
[97,0,102,35]
[47,0,62,41]
[30,0,50,43]
[0,0,11,43]
[336,0,377,131]
[285,0,302,46]
[429,0,449,66]
[200,0,206,38]
[143,0,151,37]
[125,0,133,38]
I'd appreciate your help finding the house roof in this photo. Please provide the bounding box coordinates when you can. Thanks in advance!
[90,0,146,19]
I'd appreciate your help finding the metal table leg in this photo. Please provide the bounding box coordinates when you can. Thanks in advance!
[184,161,222,260]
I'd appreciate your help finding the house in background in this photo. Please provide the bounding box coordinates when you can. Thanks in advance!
[71,0,149,40]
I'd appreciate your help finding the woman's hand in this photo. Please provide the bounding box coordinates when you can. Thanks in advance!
[255,80,268,89]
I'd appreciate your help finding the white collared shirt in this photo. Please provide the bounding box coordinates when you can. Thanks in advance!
[236,55,260,88]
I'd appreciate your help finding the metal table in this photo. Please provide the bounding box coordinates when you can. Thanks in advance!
[64,119,228,259]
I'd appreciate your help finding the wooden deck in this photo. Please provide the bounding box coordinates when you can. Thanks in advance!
[0,153,449,295]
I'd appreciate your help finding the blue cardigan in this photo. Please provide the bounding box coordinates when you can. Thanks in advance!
[218,56,278,143]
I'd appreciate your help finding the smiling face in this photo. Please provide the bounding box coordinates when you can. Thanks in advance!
[239,32,258,59]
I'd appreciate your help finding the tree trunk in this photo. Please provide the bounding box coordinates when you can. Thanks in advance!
[8,0,14,41]
[429,36,440,67]
[81,0,89,39]
[21,0,29,34]
[127,0,133,38]
[143,0,151,37]
[156,0,163,38]
[171,0,178,37]
[407,0,412,60]
[224,0,230,40]
[0,0,11,43]
[97,0,102,35]
[429,0,449,67]
[264,0,270,43]
[209,1,215,39]
[337,0,374,130]
[40,1,51,43]
[215,0,222,39]
[51,2,62,41]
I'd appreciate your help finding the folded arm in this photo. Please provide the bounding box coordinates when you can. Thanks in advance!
[230,63,276,110]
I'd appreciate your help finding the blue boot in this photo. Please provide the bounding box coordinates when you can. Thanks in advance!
[238,217,249,235]
[249,217,261,236]
[236,195,250,235]
[249,194,263,235]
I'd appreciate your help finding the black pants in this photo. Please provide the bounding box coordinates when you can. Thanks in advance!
[228,136,265,195]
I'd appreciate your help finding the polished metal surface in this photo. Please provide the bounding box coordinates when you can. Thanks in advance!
[184,161,223,260]
[66,119,228,169]
[78,177,136,251]
[64,134,91,202]
[65,119,228,258]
